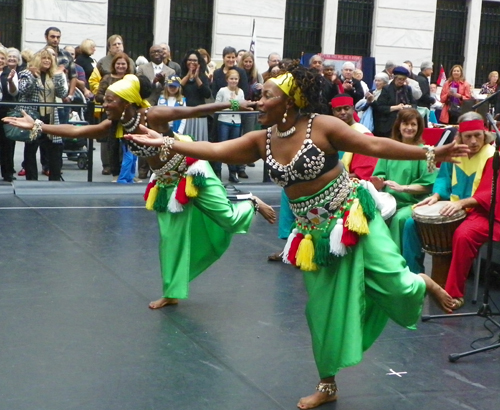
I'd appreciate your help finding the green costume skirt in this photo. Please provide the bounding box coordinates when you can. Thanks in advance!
[289,175,427,378]
[155,161,254,299]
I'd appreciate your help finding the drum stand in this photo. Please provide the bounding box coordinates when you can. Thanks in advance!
[421,113,500,362]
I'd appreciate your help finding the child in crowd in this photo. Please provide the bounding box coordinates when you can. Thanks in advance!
[157,75,186,134]
[214,69,245,183]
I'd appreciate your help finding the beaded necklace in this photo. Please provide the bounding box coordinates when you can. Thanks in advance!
[125,108,162,157]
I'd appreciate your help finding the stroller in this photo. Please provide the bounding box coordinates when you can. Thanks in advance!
[63,95,89,170]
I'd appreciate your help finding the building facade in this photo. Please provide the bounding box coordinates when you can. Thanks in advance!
[1,0,498,86]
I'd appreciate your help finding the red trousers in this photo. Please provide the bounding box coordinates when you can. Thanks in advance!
[445,212,500,298]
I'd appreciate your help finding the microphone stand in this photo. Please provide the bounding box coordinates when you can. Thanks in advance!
[421,113,500,362]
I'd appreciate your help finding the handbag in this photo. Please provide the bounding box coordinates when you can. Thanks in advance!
[448,101,461,117]
[3,108,41,142]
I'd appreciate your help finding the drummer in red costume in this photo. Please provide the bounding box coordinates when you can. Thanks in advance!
[331,94,378,180]
[444,119,500,308]
[403,112,495,309]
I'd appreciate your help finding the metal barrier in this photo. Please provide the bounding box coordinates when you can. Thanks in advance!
[1,103,270,183]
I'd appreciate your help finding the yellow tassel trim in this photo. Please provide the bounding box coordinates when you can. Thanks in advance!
[346,198,369,235]
[296,234,318,271]
[145,185,159,211]
[185,175,199,198]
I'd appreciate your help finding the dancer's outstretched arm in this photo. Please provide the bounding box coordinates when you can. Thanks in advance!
[126,124,265,165]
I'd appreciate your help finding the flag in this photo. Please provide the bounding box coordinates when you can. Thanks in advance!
[437,65,446,87]
[249,19,256,56]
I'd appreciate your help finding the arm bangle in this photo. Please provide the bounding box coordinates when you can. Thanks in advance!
[159,136,175,162]
[229,99,240,111]
[30,119,44,141]
[423,145,436,173]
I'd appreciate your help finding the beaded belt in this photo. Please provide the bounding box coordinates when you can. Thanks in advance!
[289,171,351,218]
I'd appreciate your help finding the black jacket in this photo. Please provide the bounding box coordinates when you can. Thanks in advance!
[416,72,435,109]
[339,75,364,104]
[372,82,417,137]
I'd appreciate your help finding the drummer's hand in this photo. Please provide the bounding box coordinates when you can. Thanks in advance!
[2,110,35,130]
[369,176,385,191]
[415,194,439,207]
[384,180,404,192]
[434,141,470,163]
[124,124,164,147]
[439,201,462,216]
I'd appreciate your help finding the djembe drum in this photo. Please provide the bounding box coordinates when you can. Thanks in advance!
[412,202,466,287]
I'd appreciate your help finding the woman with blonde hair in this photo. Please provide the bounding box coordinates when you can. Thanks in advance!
[439,64,471,125]
[75,38,97,82]
[479,70,498,95]
[17,48,68,180]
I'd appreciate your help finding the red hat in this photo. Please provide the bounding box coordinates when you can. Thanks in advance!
[331,95,354,108]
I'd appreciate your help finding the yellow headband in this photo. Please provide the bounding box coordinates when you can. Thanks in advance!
[268,72,307,108]
[108,74,151,109]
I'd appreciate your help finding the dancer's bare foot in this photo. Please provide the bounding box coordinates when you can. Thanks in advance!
[297,391,337,409]
[253,196,276,224]
[297,380,337,409]
[419,273,454,314]
[148,297,178,309]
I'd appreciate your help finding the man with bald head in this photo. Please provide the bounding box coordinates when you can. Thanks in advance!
[137,44,176,105]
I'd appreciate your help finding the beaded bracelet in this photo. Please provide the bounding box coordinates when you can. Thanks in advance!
[422,145,436,173]
[159,136,175,162]
[250,197,260,214]
[30,119,44,141]
[229,99,240,111]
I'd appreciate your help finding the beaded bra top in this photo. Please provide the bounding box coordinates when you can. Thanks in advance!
[265,114,339,188]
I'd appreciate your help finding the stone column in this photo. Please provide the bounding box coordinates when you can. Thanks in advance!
[463,0,482,87]
[321,0,339,54]
[154,0,171,44]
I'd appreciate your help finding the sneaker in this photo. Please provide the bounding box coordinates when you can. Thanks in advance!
[228,173,239,183]
[238,170,249,179]
[111,176,118,183]
[18,168,26,176]
[133,177,143,183]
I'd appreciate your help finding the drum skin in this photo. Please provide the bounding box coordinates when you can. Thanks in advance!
[412,202,466,255]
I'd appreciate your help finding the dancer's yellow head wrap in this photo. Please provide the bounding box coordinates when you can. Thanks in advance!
[108,74,151,138]
[268,72,307,109]
[108,74,151,108]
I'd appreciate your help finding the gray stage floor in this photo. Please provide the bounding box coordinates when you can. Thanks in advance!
[0,178,499,410]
